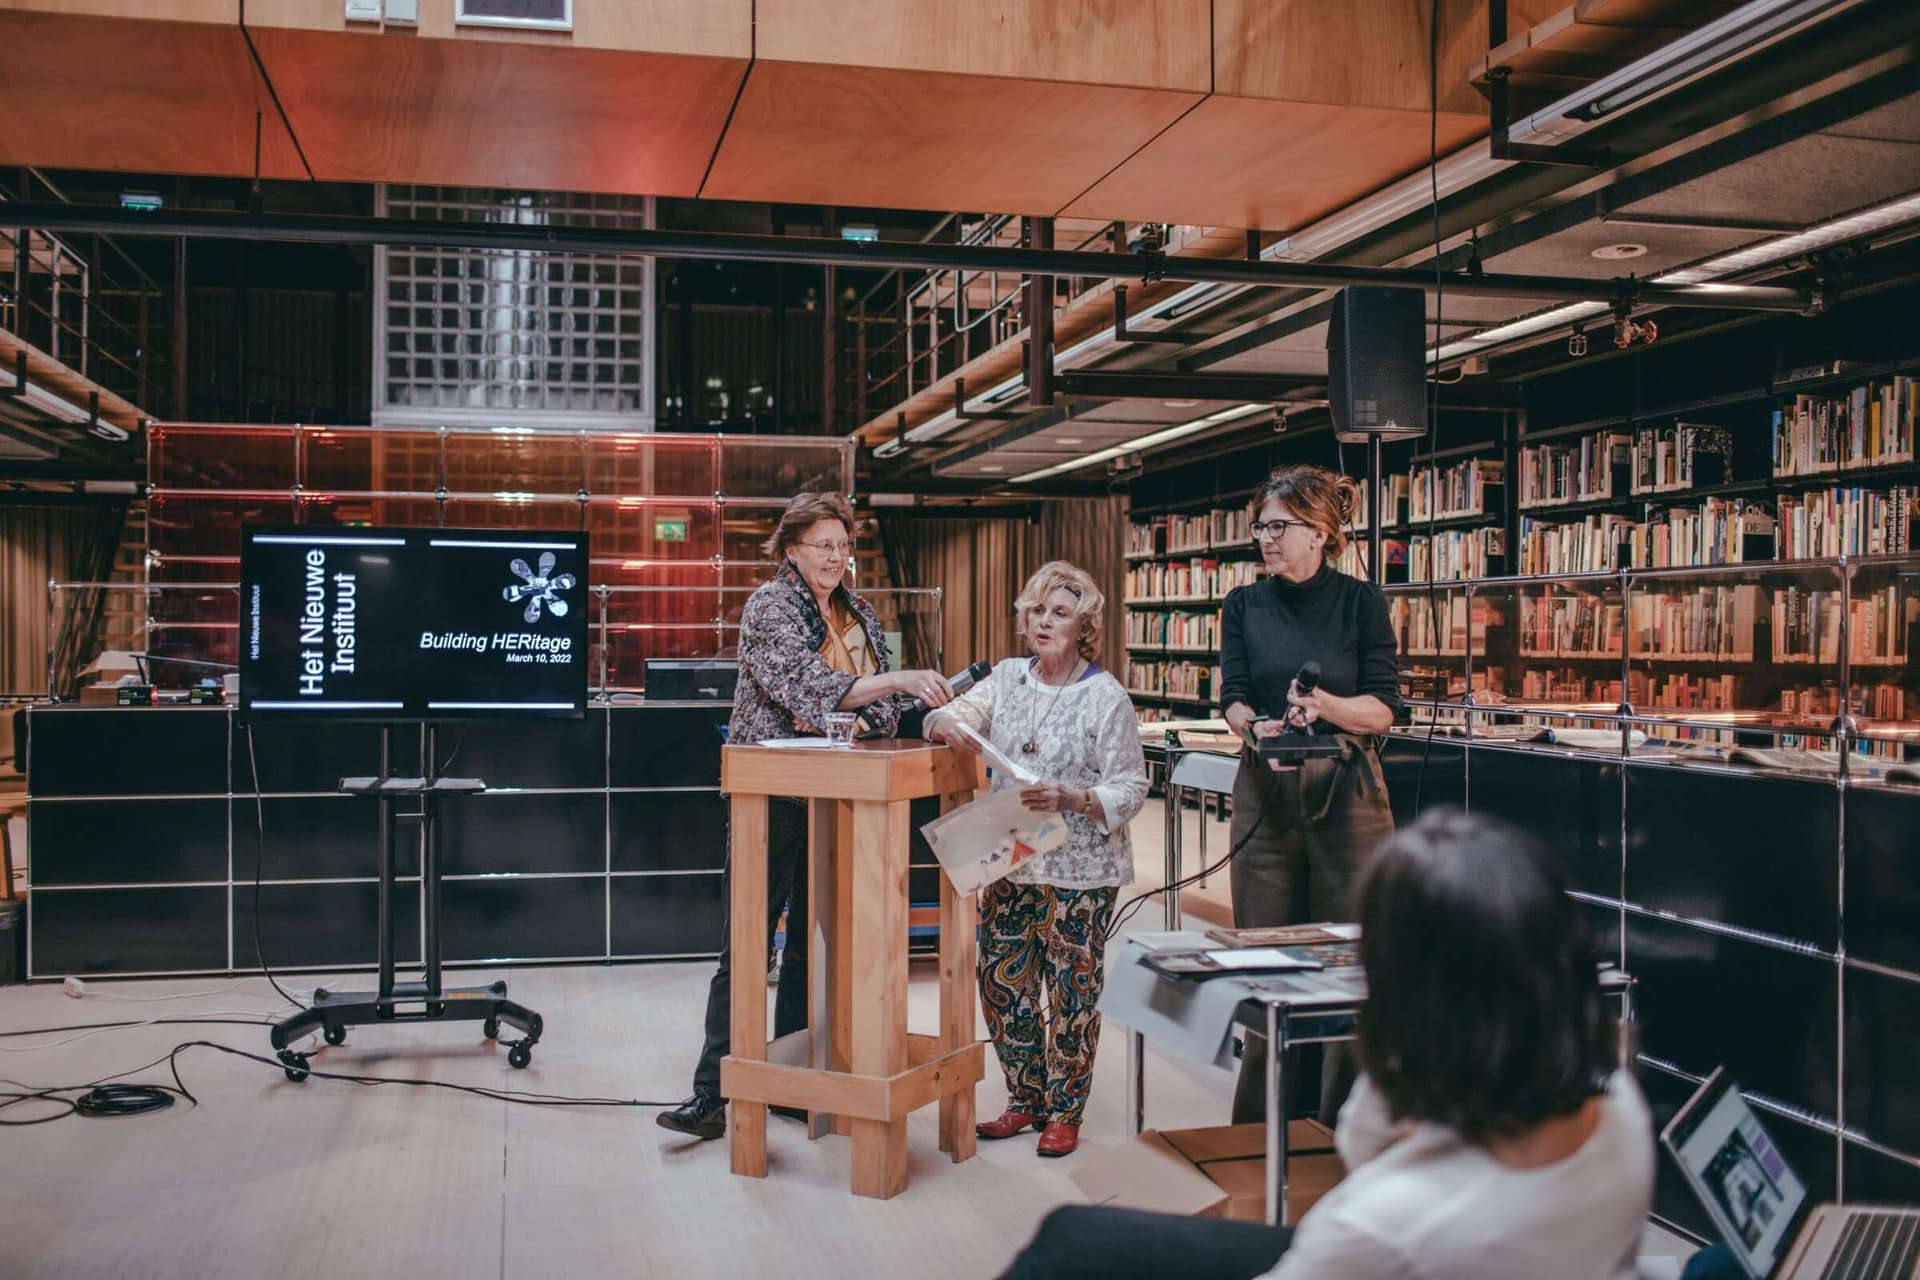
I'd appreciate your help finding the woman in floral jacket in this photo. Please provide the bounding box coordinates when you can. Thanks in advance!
[658,490,955,1141]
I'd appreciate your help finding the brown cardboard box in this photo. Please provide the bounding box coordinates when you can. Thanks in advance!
[1071,1120,1342,1223]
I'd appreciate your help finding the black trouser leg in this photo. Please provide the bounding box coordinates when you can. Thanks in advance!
[999,1207,1292,1280]
[1228,748,1394,1125]
[691,797,809,1097]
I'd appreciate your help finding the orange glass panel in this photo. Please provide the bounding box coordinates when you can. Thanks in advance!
[585,498,718,563]
[604,624,733,691]
[299,493,443,530]
[718,437,849,500]
[440,497,585,532]
[150,424,296,491]
[149,494,294,560]
[443,429,584,496]
[585,433,716,499]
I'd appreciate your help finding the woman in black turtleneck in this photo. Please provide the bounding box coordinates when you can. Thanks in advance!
[1218,463,1400,1124]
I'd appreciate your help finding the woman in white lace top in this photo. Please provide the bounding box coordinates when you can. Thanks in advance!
[925,560,1148,1158]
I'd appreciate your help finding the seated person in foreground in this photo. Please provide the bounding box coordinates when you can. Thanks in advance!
[1000,807,1654,1280]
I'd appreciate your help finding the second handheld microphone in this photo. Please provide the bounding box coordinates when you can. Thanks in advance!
[904,659,992,713]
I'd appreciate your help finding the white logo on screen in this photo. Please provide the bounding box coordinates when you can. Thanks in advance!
[501,552,577,624]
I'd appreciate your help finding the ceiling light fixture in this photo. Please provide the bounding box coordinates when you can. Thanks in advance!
[1590,243,1648,260]
[1011,404,1266,483]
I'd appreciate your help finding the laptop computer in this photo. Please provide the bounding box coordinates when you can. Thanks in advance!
[1662,1067,1920,1279]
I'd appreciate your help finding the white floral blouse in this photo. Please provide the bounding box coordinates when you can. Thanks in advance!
[925,657,1148,890]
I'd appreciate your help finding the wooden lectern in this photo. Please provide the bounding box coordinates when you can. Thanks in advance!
[719,740,986,1200]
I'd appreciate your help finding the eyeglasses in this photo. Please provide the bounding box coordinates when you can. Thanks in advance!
[796,539,853,557]
[1250,519,1309,540]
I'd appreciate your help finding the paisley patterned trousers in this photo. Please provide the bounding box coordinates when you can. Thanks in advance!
[978,880,1119,1125]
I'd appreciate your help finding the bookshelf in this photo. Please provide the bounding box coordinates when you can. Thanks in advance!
[1120,367,1920,753]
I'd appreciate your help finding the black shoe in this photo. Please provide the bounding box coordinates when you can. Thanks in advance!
[657,1092,726,1140]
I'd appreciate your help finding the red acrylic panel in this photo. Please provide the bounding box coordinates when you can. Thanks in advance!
[718,437,849,501]
[148,493,294,560]
[720,503,784,563]
[298,493,443,530]
[591,559,722,591]
[313,428,443,494]
[585,433,716,500]
[442,428,584,496]
[149,423,296,492]
[605,583,725,630]
[440,497,585,533]
[585,498,718,564]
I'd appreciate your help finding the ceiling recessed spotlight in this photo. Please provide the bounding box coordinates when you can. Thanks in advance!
[979,465,1003,473]
[1591,243,1649,261]
[1161,399,1201,409]
[1056,437,1084,445]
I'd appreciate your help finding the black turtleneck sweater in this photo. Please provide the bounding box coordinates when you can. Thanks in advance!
[1217,564,1402,734]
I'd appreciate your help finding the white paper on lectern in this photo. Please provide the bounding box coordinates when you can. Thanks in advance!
[757,737,837,749]
[920,788,1067,895]
[949,722,1039,785]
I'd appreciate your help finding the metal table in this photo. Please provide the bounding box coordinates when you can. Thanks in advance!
[1140,727,1241,930]
[1104,937,1635,1226]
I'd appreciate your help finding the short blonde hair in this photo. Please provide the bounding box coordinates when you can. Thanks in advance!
[1015,561,1104,662]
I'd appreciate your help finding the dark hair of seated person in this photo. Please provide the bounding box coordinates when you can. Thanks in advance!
[1354,808,1616,1144]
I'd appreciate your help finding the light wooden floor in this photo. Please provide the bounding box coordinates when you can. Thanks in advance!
[0,798,1700,1279]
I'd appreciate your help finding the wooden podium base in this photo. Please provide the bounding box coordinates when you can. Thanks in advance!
[720,741,984,1200]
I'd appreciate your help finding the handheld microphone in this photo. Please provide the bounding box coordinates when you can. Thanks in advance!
[1294,661,1322,697]
[905,659,991,713]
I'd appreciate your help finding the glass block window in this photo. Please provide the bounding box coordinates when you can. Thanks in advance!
[375,186,654,427]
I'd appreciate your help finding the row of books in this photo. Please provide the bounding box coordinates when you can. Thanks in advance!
[1353,475,1411,532]
[1410,459,1505,522]
[1388,595,1472,657]
[1772,380,1917,477]
[1127,509,1258,558]
[1123,659,1220,702]
[1518,595,1625,659]
[1776,486,1918,559]
[1124,558,1264,602]
[1518,431,1632,508]
[1634,423,1733,494]
[1630,586,1763,662]
[1409,528,1507,583]
[1123,610,1220,650]
[1779,681,1909,722]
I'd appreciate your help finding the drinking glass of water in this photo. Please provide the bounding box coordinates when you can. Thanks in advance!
[825,712,858,748]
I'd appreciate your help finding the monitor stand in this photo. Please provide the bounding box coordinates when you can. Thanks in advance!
[269,725,544,1079]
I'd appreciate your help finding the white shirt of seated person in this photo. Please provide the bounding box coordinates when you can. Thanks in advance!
[1259,1070,1654,1280]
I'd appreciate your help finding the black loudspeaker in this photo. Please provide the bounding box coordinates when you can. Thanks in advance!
[1327,286,1428,442]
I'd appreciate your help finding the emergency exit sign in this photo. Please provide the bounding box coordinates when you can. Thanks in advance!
[654,519,688,542]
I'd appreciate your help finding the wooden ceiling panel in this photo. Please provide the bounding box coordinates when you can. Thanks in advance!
[247,27,746,195]
[755,0,1211,90]
[1060,96,1486,229]
[703,61,1201,215]
[1217,0,1563,114]
[244,0,749,58]
[0,9,306,179]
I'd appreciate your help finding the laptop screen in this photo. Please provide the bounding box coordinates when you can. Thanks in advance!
[1668,1075,1809,1278]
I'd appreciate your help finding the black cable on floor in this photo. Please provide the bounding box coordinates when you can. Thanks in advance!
[1411,0,1447,818]
[0,1036,683,1127]
[243,724,309,1012]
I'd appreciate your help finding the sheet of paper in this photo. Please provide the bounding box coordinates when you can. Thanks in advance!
[951,722,1039,785]
[757,737,838,749]
[920,787,1066,894]
[1203,947,1323,971]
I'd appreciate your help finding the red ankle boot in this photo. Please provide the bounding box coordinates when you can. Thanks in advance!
[976,1109,1045,1140]
[1036,1121,1079,1157]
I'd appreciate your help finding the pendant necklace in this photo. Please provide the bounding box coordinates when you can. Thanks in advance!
[1021,657,1083,754]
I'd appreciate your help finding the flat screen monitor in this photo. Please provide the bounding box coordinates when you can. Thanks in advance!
[239,524,590,721]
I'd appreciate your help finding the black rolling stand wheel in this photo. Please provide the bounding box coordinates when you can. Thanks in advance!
[508,1042,532,1069]
[323,1024,347,1046]
[279,1050,310,1083]
[482,1017,500,1040]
